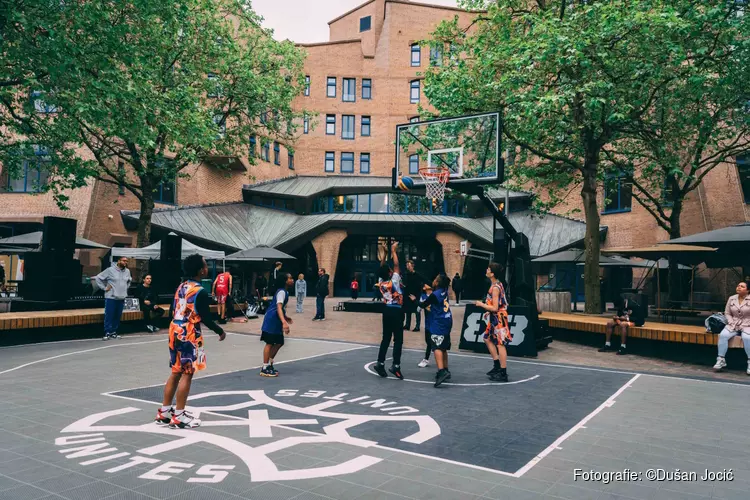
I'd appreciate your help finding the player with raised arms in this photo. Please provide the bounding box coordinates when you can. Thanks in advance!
[374,239,405,380]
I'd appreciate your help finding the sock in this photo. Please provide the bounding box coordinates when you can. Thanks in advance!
[262,363,269,369]
[493,359,500,369]
[605,342,611,347]
[620,344,626,349]
[269,358,274,366]
[160,405,171,412]
[499,367,507,376]
[174,409,184,416]
[394,364,400,369]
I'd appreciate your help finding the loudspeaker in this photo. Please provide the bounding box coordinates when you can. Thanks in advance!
[150,258,182,296]
[493,227,508,269]
[42,217,77,254]
[160,233,182,262]
[20,252,81,301]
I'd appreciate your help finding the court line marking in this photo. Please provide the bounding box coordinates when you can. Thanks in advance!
[0,333,158,350]
[513,373,641,477]
[363,360,540,386]
[0,339,164,376]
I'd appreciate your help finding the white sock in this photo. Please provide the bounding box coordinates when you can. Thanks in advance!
[174,409,184,416]
[262,363,269,369]
[269,358,274,365]
[160,405,171,412]
[605,342,611,347]
[620,344,626,349]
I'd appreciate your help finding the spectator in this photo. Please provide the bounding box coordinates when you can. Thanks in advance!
[96,257,132,341]
[313,268,329,321]
[295,273,307,313]
[255,273,267,297]
[713,281,750,373]
[402,260,424,332]
[271,261,283,291]
[452,272,463,306]
[0,261,5,294]
[598,294,644,355]
[139,274,165,333]
[350,277,360,300]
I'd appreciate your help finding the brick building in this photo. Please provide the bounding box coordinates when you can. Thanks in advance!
[2,0,748,300]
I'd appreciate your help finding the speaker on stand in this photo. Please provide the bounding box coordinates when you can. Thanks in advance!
[21,217,81,302]
[151,233,183,297]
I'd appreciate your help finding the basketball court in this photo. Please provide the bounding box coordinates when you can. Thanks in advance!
[1,333,749,500]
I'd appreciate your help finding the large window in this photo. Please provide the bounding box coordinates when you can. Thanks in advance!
[304,75,310,96]
[410,44,421,66]
[342,115,355,140]
[327,77,336,98]
[341,152,354,173]
[310,193,468,216]
[273,142,280,165]
[325,151,335,172]
[6,146,50,193]
[738,156,750,203]
[410,80,420,104]
[303,117,309,134]
[155,178,176,204]
[362,79,372,100]
[360,16,371,32]
[360,153,370,174]
[409,154,419,175]
[361,116,371,137]
[343,78,356,102]
[333,195,356,213]
[326,114,336,135]
[249,135,257,157]
[603,172,633,213]
[288,152,294,170]
[261,141,270,162]
[429,44,442,66]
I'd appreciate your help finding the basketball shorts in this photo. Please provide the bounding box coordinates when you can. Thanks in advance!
[169,329,205,374]
[430,333,451,351]
[484,314,512,347]
[260,331,284,346]
[215,293,228,305]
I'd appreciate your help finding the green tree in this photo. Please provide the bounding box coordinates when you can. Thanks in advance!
[424,0,747,313]
[1,0,307,248]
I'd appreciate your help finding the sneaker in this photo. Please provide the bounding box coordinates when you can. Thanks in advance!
[153,326,160,332]
[412,328,420,332]
[102,334,110,341]
[598,345,614,353]
[616,346,627,356]
[445,369,452,380]
[490,371,508,383]
[146,325,155,333]
[169,411,201,429]
[389,365,404,380]
[418,359,429,368]
[269,365,279,375]
[713,357,727,372]
[111,333,121,339]
[746,360,750,376]
[319,318,326,321]
[486,366,500,377]
[155,407,173,425]
[374,363,388,378]
[260,366,278,377]
[434,369,450,388]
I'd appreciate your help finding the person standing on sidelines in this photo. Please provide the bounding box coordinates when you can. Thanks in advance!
[403,260,423,332]
[452,273,463,306]
[475,262,511,382]
[260,273,294,377]
[374,240,405,380]
[313,268,329,321]
[96,256,132,340]
[350,277,360,300]
[295,273,307,313]
[155,254,226,429]
[212,270,232,324]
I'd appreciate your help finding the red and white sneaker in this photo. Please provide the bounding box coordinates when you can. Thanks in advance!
[154,407,173,425]
[169,411,201,429]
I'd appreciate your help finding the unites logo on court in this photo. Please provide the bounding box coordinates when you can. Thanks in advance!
[56,389,441,483]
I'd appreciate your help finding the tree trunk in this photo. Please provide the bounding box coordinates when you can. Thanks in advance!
[581,159,602,314]
[667,200,683,304]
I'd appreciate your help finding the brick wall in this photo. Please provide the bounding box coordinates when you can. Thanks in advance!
[436,231,468,301]
[311,229,348,296]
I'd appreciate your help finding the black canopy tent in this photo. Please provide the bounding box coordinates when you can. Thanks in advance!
[0,231,109,250]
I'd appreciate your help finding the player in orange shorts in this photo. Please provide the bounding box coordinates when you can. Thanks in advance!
[155,254,226,429]
[475,262,512,382]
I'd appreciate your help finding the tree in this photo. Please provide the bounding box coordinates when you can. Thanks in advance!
[423,0,744,313]
[1,0,307,248]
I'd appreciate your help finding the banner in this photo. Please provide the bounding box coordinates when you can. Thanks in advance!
[459,304,538,357]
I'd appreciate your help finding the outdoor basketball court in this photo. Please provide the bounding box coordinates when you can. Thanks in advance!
[1,333,748,500]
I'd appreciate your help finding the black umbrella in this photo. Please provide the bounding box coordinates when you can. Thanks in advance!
[0,231,109,250]
[663,224,750,247]
[226,245,296,262]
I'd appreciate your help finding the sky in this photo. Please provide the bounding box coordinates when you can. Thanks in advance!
[251,0,460,43]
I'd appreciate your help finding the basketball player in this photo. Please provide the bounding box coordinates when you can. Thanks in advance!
[259,272,294,377]
[374,240,405,380]
[212,269,232,323]
[475,262,511,382]
[155,254,226,429]
[414,274,453,387]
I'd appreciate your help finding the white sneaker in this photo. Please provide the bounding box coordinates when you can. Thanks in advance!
[146,325,155,333]
[746,360,750,376]
[169,411,201,429]
[418,359,429,368]
[713,357,727,372]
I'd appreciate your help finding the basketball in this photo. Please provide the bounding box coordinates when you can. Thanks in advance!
[397,176,414,191]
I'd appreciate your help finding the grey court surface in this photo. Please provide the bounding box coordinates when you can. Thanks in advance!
[1,332,749,500]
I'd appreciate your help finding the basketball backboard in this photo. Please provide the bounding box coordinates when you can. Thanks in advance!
[393,111,503,192]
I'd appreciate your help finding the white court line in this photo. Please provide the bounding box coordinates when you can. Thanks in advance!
[363,361,540,386]
[513,373,641,477]
[0,339,163,376]
[0,332,157,350]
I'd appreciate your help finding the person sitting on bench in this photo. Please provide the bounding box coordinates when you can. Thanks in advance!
[599,295,643,355]
[713,281,750,374]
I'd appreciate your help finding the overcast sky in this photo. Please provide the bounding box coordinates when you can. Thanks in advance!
[251,0,460,43]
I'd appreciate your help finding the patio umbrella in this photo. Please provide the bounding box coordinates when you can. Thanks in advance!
[662,224,750,247]
[226,245,296,262]
[0,231,109,250]
[601,244,717,266]
[532,248,624,266]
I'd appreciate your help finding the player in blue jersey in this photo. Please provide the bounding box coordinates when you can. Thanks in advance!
[414,274,453,387]
[259,273,294,377]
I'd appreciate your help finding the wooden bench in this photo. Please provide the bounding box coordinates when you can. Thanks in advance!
[539,311,744,348]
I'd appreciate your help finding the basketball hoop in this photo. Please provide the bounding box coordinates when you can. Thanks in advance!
[419,166,450,203]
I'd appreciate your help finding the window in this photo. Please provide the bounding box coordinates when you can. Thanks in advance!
[326,114,336,135]
[343,78,356,102]
[362,79,372,99]
[409,154,419,175]
[327,77,336,98]
[260,111,268,124]
[273,142,280,165]
[333,195,355,213]
[325,151,335,172]
[410,80,420,104]
[359,15,371,32]
[155,178,176,204]
[6,146,51,193]
[261,141,270,162]
[304,75,310,96]
[213,113,225,138]
[409,116,420,123]
[207,73,221,98]
[410,43,421,66]
[341,152,354,173]
[303,117,309,134]
[370,193,388,213]
[430,44,442,66]
[360,153,370,174]
[603,172,633,213]
[361,116,371,137]
[30,91,57,113]
[342,115,355,140]
[288,152,294,170]
[738,156,750,203]
[249,135,257,157]
[662,176,675,207]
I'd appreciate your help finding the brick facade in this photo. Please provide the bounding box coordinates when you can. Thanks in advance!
[436,231,468,301]
[311,229,348,296]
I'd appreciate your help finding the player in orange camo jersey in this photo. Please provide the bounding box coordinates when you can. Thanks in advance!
[155,254,226,429]
[475,262,511,382]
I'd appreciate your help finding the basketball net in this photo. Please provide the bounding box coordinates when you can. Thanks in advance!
[419,166,450,203]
